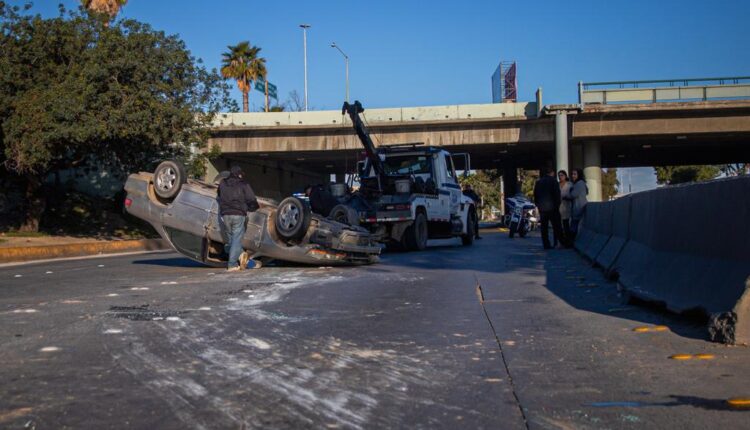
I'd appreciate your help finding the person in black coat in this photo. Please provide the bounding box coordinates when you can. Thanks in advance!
[218,165,259,270]
[533,167,566,250]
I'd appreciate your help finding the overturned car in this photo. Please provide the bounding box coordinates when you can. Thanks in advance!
[123,160,381,267]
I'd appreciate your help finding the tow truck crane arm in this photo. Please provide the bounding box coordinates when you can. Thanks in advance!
[342,101,387,182]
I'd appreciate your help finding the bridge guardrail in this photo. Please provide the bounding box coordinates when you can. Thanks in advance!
[575,176,750,344]
[579,76,750,107]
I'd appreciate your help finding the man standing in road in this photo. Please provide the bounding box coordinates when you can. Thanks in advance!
[533,167,565,250]
[218,165,260,271]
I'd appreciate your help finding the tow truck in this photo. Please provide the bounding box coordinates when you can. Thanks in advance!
[326,101,477,251]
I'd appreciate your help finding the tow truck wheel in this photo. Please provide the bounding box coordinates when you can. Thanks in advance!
[275,197,311,242]
[329,204,359,226]
[462,210,476,246]
[404,212,428,251]
[153,160,187,200]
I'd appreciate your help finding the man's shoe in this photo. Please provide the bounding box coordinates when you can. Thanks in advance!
[250,259,262,269]
[239,252,250,270]
[227,266,241,272]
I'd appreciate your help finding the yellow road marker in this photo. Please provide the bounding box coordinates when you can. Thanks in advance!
[651,325,669,332]
[694,353,715,360]
[668,354,693,360]
[727,397,750,408]
[632,326,652,332]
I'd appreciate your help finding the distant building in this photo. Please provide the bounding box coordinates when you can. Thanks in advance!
[491,61,518,103]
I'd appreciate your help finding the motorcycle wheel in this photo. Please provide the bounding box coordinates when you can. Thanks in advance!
[509,221,518,238]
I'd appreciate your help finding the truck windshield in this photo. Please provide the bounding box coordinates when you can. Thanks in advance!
[378,154,431,176]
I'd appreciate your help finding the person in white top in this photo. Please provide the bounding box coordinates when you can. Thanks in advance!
[557,170,573,247]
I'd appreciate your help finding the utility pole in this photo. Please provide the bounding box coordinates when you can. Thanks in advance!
[299,24,311,111]
[264,79,269,112]
[331,42,349,103]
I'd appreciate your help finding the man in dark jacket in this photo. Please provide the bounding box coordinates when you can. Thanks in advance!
[218,165,259,271]
[533,167,565,250]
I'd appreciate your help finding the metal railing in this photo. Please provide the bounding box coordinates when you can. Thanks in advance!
[578,76,750,107]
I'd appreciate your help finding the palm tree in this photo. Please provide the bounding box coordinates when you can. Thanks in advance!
[220,42,266,113]
[81,0,127,20]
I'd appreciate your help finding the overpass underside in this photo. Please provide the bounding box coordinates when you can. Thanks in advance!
[208,100,750,198]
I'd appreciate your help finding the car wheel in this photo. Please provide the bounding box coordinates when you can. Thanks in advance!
[213,170,230,185]
[275,197,311,242]
[329,204,359,226]
[153,160,187,200]
[462,210,476,246]
[404,212,428,251]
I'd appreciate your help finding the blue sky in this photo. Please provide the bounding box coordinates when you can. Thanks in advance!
[15,0,750,191]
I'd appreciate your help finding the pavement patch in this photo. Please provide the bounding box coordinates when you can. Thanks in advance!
[107,305,186,321]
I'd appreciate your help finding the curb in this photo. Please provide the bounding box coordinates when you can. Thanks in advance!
[0,238,169,264]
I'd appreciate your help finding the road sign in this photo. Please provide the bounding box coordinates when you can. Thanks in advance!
[254,78,278,100]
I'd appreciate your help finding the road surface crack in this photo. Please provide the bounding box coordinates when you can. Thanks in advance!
[475,278,530,430]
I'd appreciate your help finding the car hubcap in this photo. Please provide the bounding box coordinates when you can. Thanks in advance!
[279,204,300,230]
[156,167,176,192]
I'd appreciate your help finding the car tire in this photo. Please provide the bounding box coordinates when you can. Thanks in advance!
[329,204,359,226]
[462,210,476,246]
[213,170,230,185]
[153,160,187,200]
[275,197,311,242]
[518,222,528,238]
[404,212,428,251]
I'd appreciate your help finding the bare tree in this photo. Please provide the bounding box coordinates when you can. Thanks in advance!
[286,90,304,112]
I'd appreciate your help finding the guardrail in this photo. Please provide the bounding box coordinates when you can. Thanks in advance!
[578,76,750,107]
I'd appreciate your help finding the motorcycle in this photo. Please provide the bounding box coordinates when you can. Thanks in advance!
[505,195,537,238]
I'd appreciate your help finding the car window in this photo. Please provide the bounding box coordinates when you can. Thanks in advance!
[444,155,456,182]
[380,155,431,176]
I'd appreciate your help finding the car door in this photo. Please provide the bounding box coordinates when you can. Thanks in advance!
[162,187,213,261]
[443,154,461,217]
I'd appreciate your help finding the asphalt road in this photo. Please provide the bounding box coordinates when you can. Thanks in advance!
[1,230,748,429]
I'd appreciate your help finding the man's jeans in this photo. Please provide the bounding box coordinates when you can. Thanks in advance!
[221,215,246,269]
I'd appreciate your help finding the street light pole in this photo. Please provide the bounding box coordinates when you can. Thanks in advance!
[330,42,349,103]
[299,24,311,111]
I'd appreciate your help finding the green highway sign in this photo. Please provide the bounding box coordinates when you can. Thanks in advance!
[254,78,278,99]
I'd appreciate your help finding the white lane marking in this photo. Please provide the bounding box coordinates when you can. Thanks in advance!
[160,281,178,285]
[0,249,171,268]
[198,307,211,311]
[130,287,149,291]
[45,271,53,274]
[97,264,105,268]
[14,274,22,278]
[107,293,119,297]
[166,316,181,321]
[13,309,38,314]
[39,346,61,352]
[104,329,123,334]
[240,337,271,350]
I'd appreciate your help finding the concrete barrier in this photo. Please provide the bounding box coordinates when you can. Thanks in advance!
[592,177,750,344]
[595,195,631,275]
[574,202,612,262]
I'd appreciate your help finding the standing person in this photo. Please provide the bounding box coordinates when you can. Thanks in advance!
[462,184,482,239]
[218,165,259,271]
[569,168,589,241]
[558,170,573,247]
[533,167,565,250]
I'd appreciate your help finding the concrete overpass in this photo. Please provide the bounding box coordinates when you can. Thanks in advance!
[208,90,750,201]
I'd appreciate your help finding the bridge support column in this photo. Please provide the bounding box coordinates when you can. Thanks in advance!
[570,143,583,173]
[583,141,603,202]
[555,112,569,175]
[502,167,519,197]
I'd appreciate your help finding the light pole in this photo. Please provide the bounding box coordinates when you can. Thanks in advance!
[299,24,310,111]
[330,42,349,103]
